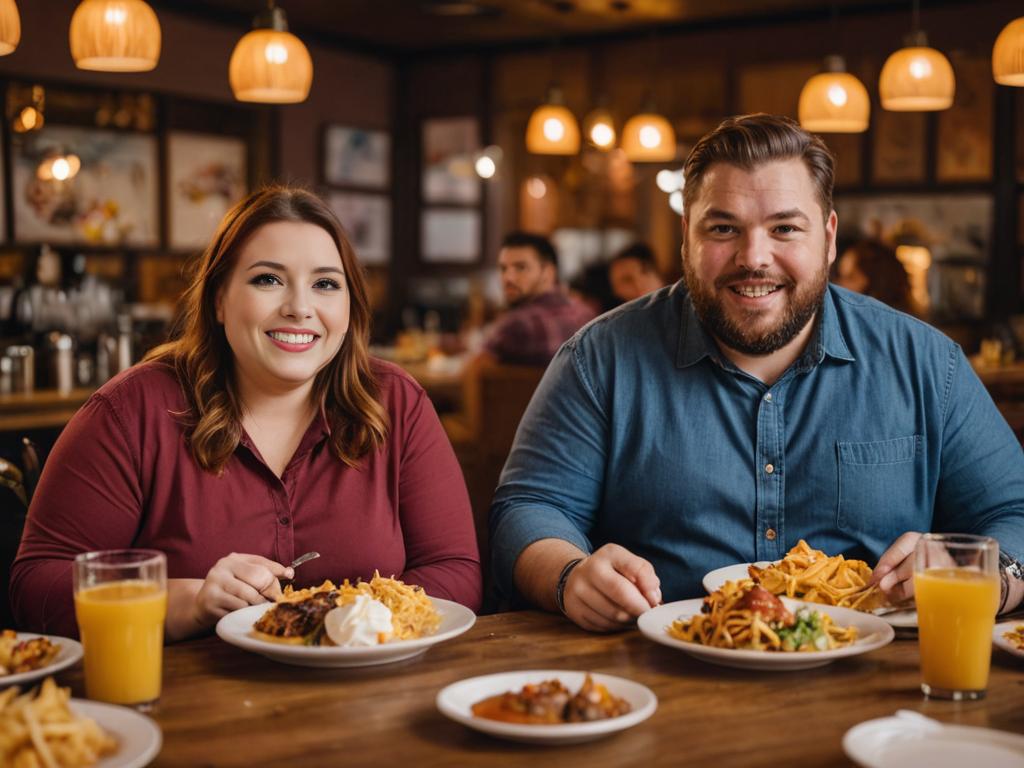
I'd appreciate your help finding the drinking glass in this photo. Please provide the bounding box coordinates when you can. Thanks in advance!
[913,533,1000,700]
[73,549,167,711]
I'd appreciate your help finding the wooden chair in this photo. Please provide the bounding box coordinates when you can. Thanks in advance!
[442,359,546,581]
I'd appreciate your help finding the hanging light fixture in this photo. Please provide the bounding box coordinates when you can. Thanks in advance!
[0,0,20,56]
[993,16,1024,86]
[229,1,313,104]
[879,1,954,111]
[799,55,870,133]
[69,0,161,72]
[525,86,580,155]
[582,104,616,150]
[621,95,676,163]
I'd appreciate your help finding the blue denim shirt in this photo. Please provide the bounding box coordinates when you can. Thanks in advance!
[490,282,1024,602]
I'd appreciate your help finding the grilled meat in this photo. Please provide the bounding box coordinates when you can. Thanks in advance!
[253,590,339,640]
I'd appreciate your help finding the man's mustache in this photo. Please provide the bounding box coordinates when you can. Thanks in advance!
[714,269,794,290]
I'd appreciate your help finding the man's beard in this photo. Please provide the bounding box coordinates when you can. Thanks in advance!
[682,249,829,356]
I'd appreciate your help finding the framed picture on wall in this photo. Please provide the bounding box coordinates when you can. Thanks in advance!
[937,55,993,183]
[327,191,390,266]
[167,131,248,251]
[421,208,480,263]
[323,125,390,189]
[871,110,926,184]
[11,125,159,246]
[422,117,480,204]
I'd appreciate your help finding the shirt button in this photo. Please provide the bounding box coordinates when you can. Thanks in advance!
[765,463,774,474]
[764,393,773,402]
[766,528,777,541]
[279,517,290,526]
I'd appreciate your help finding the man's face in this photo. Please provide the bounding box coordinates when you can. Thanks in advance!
[609,258,663,302]
[681,158,837,356]
[498,246,556,307]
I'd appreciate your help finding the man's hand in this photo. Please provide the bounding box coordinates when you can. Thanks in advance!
[562,544,661,632]
[870,532,923,603]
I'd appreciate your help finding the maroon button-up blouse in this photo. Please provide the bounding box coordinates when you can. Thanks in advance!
[11,360,482,637]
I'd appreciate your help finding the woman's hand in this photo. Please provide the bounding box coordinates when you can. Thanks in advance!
[166,553,294,641]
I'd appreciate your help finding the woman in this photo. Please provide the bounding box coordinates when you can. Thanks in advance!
[834,238,916,315]
[12,186,482,641]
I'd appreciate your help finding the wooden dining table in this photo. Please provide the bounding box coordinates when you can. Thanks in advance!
[54,609,1024,767]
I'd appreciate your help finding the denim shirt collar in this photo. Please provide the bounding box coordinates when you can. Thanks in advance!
[676,285,856,371]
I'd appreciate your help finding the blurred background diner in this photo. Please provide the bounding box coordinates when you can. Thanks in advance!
[1,1,1024,603]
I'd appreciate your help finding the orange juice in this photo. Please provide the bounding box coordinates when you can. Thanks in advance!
[74,580,168,705]
[914,567,1000,693]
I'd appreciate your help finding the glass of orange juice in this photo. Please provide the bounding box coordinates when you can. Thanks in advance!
[913,533,1000,700]
[73,549,167,711]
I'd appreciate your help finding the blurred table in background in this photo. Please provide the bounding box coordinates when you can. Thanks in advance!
[0,388,95,432]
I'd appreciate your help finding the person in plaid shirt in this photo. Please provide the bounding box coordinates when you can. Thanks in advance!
[482,232,596,366]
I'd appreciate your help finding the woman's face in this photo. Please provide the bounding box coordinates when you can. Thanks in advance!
[216,221,350,399]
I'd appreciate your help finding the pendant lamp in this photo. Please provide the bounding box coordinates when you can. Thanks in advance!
[0,0,19,56]
[799,55,870,133]
[525,86,580,155]
[582,105,616,150]
[993,17,1024,86]
[69,0,161,72]
[621,97,676,163]
[879,28,954,111]
[230,2,313,104]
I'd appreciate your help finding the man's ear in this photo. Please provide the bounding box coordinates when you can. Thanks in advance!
[826,209,838,266]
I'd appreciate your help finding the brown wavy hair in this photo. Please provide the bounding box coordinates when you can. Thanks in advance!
[145,185,388,474]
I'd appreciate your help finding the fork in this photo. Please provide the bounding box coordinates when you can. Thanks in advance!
[279,551,320,590]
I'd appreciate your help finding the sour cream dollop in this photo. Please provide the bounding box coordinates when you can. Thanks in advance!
[323,595,393,647]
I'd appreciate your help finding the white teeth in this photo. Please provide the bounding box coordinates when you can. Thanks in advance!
[734,285,777,298]
[269,332,315,344]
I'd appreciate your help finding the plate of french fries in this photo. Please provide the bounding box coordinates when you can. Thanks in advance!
[0,630,83,687]
[702,540,918,629]
[993,621,1024,659]
[0,677,162,767]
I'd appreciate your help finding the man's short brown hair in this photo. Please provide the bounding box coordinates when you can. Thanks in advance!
[683,114,836,220]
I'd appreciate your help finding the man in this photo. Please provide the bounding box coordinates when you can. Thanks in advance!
[481,231,596,366]
[608,242,666,303]
[490,114,1024,631]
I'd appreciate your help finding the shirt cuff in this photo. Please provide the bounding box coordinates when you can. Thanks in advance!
[491,506,592,602]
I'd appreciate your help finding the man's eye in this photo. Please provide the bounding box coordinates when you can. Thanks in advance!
[709,224,735,234]
[250,273,282,287]
[775,225,798,234]
[314,278,342,291]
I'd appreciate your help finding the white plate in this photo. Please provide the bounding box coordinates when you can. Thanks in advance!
[638,597,895,671]
[702,561,918,630]
[71,699,162,768]
[0,633,83,687]
[436,670,657,745]
[215,596,475,667]
[844,710,1024,768]
[993,620,1024,659]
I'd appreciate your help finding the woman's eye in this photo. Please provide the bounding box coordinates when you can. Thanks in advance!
[250,273,282,287]
[314,278,342,291]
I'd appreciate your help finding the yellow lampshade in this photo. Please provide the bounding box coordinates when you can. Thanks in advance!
[621,111,676,162]
[229,4,312,104]
[525,88,580,155]
[582,106,616,150]
[798,57,870,133]
[69,0,161,72]
[0,0,20,56]
[879,32,955,111]
[993,16,1024,86]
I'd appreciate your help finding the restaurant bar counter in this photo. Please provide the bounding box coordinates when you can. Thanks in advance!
[54,609,1024,767]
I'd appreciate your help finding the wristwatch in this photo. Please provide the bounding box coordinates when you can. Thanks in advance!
[998,551,1024,614]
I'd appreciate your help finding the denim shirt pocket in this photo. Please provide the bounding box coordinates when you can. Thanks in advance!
[836,435,923,538]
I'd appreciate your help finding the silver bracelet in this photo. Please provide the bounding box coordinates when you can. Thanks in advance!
[554,557,585,616]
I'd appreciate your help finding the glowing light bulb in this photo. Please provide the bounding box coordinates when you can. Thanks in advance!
[527,177,547,199]
[639,125,662,149]
[590,122,614,148]
[19,107,39,131]
[827,84,848,107]
[474,155,496,179]
[909,57,932,80]
[669,190,684,215]
[264,43,289,64]
[52,158,71,181]
[104,6,127,25]
[543,117,565,142]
